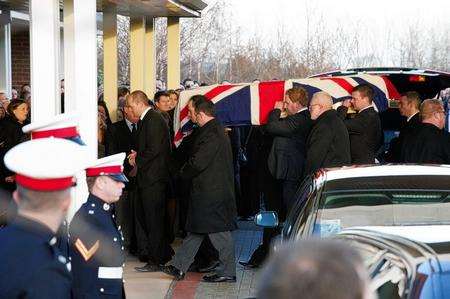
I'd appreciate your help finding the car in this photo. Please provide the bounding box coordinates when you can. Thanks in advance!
[309,67,450,101]
[335,225,450,299]
[256,164,450,244]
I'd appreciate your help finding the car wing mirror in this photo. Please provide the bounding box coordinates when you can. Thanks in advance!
[255,211,279,228]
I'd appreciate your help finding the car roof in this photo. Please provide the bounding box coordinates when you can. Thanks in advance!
[318,164,450,182]
[347,225,450,244]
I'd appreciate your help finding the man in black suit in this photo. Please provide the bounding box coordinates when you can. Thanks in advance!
[386,91,421,162]
[264,87,312,212]
[105,103,140,254]
[126,90,174,271]
[337,84,382,165]
[401,99,450,164]
[162,96,237,283]
[305,92,351,175]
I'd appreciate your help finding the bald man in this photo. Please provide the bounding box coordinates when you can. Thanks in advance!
[401,99,450,164]
[305,92,351,175]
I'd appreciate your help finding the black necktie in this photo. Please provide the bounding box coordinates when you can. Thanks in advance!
[131,123,137,134]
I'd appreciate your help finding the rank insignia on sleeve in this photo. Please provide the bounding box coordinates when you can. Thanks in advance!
[75,238,99,261]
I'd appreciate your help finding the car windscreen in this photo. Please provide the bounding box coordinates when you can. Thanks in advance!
[313,176,450,237]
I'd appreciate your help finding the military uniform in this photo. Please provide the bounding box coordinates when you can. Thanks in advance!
[22,112,87,260]
[69,194,125,298]
[0,216,72,298]
[69,153,128,299]
[0,137,88,298]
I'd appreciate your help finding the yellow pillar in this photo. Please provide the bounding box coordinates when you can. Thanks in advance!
[167,17,180,90]
[130,16,145,92]
[144,17,156,98]
[103,6,118,121]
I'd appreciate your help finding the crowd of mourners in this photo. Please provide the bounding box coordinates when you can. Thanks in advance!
[0,78,449,296]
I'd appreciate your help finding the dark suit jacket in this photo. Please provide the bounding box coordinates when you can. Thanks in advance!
[179,118,237,233]
[401,123,450,164]
[386,112,421,162]
[105,119,138,189]
[264,109,312,181]
[136,108,171,187]
[305,109,351,175]
[337,106,382,164]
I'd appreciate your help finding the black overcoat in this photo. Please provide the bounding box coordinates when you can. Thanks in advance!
[401,122,450,164]
[179,118,237,233]
[305,109,351,175]
[265,109,312,181]
[337,106,382,164]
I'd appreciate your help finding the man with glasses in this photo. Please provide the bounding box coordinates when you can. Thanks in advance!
[337,84,382,164]
[305,92,350,175]
[401,99,450,163]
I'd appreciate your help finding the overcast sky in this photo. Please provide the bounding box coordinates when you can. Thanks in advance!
[229,0,449,39]
[207,0,449,66]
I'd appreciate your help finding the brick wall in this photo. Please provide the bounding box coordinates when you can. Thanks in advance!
[11,31,30,89]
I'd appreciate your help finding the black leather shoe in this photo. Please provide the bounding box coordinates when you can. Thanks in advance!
[198,260,220,273]
[134,263,161,272]
[202,274,236,283]
[239,260,260,268]
[162,265,185,280]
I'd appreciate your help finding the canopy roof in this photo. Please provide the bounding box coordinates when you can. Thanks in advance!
[3,0,206,18]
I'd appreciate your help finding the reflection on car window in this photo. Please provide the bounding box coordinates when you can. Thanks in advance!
[351,241,408,299]
[371,258,407,299]
[314,190,450,237]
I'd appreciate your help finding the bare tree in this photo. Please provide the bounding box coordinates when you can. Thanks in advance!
[103,1,449,88]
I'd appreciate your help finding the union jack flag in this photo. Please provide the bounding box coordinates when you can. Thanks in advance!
[174,74,400,146]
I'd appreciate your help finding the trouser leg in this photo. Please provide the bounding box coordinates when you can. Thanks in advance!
[140,183,174,264]
[208,231,236,277]
[282,180,299,215]
[170,233,204,273]
[115,190,131,247]
[134,188,149,258]
[194,236,219,268]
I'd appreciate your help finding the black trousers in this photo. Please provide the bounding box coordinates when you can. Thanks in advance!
[136,182,174,265]
[246,170,283,265]
[282,179,300,215]
[115,189,138,252]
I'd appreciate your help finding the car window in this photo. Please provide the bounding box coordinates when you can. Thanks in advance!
[292,189,317,240]
[313,190,450,237]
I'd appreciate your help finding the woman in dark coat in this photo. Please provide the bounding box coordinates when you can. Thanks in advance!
[0,100,29,225]
[0,100,29,187]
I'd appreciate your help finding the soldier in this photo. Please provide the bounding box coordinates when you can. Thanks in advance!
[22,113,87,259]
[69,153,128,299]
[0,138,87,298]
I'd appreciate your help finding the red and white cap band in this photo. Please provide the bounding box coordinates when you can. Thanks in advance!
[85,165,123,177]
[15,174,76,191]
[31,126,79,139]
